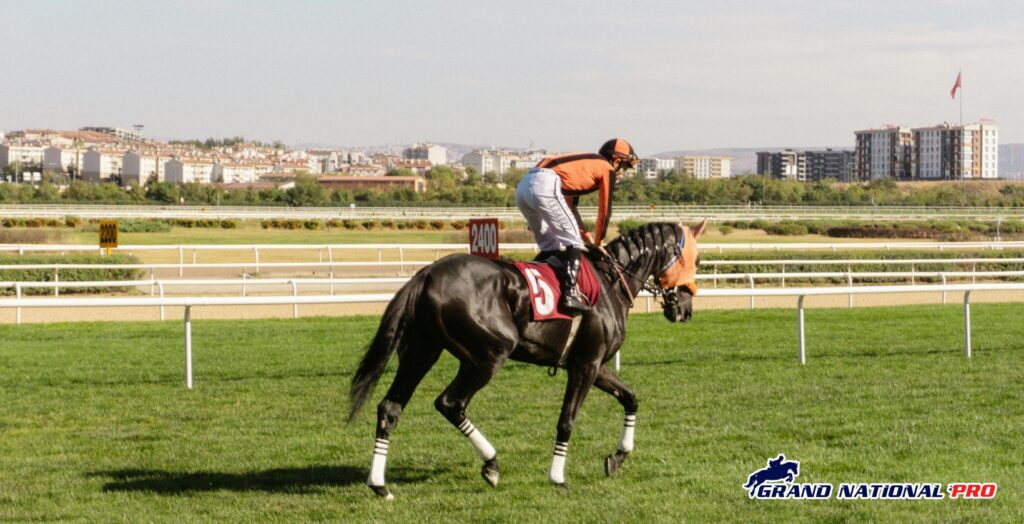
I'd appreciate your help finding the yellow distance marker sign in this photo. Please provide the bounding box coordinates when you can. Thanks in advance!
[99,221,119,249]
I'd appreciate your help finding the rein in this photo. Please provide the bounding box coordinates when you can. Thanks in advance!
[595,223,685,307]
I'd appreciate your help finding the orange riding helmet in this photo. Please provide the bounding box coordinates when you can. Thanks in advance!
[598,138,638,169]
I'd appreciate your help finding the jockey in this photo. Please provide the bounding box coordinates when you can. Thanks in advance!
[515,138,638,314]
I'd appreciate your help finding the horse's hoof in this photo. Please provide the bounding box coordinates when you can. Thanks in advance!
[368,484,395,501]
[481,458,500,487]
[604,451,629,477]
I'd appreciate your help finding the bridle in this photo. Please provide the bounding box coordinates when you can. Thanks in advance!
[597,224,686,307]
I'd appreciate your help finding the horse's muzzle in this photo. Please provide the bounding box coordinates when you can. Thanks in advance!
[662,287,694,323]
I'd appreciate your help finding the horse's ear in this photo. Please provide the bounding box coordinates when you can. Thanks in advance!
[691,218,708,239]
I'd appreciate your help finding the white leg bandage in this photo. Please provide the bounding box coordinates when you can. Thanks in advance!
[457,418,497,461]
[618,414,636,453]
[368,438,389,486]
[549,441,569,484]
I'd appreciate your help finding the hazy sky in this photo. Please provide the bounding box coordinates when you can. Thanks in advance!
[3,1,1022,154]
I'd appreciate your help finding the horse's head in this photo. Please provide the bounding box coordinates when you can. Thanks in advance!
[655,218,706,323]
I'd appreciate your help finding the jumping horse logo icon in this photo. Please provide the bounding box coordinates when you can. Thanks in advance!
[743,454,801,495]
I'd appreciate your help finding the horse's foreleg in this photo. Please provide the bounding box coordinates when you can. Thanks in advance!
[549,363,600,487]
[435,360,503,487]
[593,366,637,477]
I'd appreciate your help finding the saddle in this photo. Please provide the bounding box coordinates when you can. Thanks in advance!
[511,255,601,321]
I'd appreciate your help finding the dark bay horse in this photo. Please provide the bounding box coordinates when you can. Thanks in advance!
[348,220,706,499]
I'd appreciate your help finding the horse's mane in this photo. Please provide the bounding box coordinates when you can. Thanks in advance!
[602,222,681,273]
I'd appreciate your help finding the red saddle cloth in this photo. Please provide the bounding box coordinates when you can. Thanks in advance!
[511,257,601,320]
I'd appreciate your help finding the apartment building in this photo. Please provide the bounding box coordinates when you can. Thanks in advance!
[461,149,546,177]
[680,156,732,180]
[805,149,854,182]
[0,144,46,167]
[164,158,217,184]
[81,148,127,181]
[122,150,171,185]
[403,143,448,166]
[913,122,999,180]
[854,126,913,180]
[637,157,677,179]
[756,150,807,181]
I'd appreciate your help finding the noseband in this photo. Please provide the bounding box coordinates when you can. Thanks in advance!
[597,224,686,310]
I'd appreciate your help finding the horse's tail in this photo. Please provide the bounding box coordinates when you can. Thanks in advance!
[347,270,427,422]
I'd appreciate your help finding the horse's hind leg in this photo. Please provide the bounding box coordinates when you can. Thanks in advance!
[435,359,505,487]
[367,342,443,500]
[593,366,638,477]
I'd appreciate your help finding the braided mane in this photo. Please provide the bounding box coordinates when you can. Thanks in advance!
[601,222,681,282]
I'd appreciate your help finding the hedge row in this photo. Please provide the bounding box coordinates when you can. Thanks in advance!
[0,254,143,295]
[724,219,1024,239]
[700,249,1024,285]
[259,219,475,231]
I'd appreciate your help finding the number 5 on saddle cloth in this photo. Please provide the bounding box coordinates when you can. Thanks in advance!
[511,256,601,321]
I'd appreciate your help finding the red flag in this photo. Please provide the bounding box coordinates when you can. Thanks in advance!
[950,71,961,99]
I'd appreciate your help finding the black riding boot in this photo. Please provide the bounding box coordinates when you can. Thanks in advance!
[559,247,591,315]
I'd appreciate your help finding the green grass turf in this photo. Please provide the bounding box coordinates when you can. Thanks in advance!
[0,305,1021,522]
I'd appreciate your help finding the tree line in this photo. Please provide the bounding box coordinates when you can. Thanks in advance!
[2,166,1024,207]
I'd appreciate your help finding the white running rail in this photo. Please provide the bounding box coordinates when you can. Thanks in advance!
[2,283,1023,388]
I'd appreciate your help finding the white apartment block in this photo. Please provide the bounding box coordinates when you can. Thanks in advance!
[638,157,678,179]
[43,146,88,174]
[122,150,172,185]
[0,144,46,167]
[164,158,217,184]
[217,163,259,183]
[680,156,732,179]
[81,148,127,181]
[461,149,545,177]
[403,143,448,166]
[913,122,999,180]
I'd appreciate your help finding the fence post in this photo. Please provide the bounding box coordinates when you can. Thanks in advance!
[159,282,166,321]
[781,265,786,288]
[178,247,184,277]
[291,280,299,318]
[184,305,193,389]
[972,263,977,283]
[15,283,22,325]
[399,247,405,275]
[254,247,260,275]
[53,269,59,297]
[847,273,854,308]
[797,295,806,365]
[941,274,947,305]
[747,274,755,310]
[963,290,972,358]
[713,266,718,288]
[242,274,247,297]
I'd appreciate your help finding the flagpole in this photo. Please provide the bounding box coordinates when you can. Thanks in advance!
[959,67,963,127]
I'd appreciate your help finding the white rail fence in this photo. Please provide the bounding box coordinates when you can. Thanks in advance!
[3,204,1024,221]
[4,240,1024,258]
[4,255,1024,281]
[6,269,1024,322]
[2,283,1023,388]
